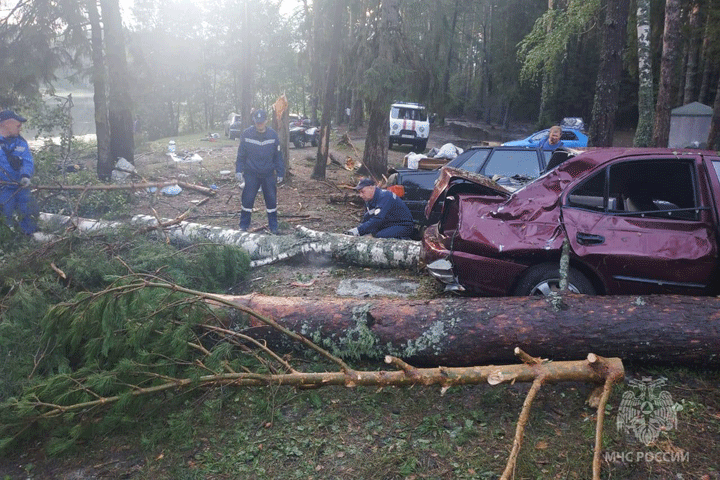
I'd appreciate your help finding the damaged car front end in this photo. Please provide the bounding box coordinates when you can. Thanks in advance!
[422,148,720,296]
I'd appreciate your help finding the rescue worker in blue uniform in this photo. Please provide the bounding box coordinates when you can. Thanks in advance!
[0,110,36,235]
[345,178,414,239]
[235,109,285,234]
[539,125,564,151]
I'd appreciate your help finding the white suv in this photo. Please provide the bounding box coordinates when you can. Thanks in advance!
[389,102,430,152]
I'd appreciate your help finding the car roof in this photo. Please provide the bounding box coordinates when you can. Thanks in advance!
[555,147,716,176]
[391,102,426,109]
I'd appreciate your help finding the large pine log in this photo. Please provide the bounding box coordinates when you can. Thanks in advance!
[220,293,720,366]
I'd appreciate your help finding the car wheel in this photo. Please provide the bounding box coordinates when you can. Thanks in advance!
[311,137,318,147]
[389,139,393,149]
[513,263,596,296]
[293,139,304,148]
[416,140,427,152]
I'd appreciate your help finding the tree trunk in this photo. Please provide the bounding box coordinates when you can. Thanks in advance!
[652,0,682,147]
[683,1,703,104]
[99,0,134,165]
[86,0,112,180]
[240,0,254,129]
[588,0,630,147]
[537,0,555,127]
[38,213,421,270]
[312,1,344,180]
[220,293,720,367]
[361,104,389,180]
[271,95,290,177]
[633,0,654,147]
[707,74,720,149]
[360,0,401,180]
[698,19,712,104]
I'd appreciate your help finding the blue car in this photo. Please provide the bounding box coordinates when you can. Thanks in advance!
[503,127,588,148]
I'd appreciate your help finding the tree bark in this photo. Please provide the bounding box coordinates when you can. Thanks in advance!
[652,0,682,147]
[312,0,344,180]
[37,213,421,270]
[86,0,112,180]
[683,1,703,104]
[588,0,630,147]
[633,0,654,147]
[360,0,401,180]
[707,74,720,149]
[99,0,134,165]
[219,293,720,366]
[240,0,254,129]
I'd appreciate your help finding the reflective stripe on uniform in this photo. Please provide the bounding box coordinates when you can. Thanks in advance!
[266,208,277,213]
[244,138,276,146]
[241,206,253,212]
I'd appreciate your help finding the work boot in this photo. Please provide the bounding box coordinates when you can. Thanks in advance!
[267,211,278,234]
[239,210,251,231]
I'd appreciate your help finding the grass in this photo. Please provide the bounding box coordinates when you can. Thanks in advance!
[3,364,716,479]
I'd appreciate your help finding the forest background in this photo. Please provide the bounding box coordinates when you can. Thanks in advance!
[2,1,720,479]
[2,0,719,179]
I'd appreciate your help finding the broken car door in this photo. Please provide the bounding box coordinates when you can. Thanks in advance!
[561,155,718,295]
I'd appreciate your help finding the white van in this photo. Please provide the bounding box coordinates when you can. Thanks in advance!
[389,102,430,152]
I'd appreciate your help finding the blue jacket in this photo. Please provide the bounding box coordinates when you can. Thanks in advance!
[0,135,34,184]
[358,188,414,236]
[236,126,285,177]
[539,137,564,151]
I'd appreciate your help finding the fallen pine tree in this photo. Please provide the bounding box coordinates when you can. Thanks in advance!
[218,292,720,366]
[0,275,624,480]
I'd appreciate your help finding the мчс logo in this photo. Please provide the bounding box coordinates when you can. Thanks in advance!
[616,377,678,446]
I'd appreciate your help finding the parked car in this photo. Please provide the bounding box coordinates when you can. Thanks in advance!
[225,113,243,140]
[422,147,720,296]
[387,146,567,226]
[389,102,430,152]
[503,125,588,148]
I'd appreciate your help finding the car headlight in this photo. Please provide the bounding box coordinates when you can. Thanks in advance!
[418,126,425,133]
[391,123,399,132]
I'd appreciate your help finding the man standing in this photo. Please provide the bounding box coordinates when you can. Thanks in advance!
[539,125,564,151]
[236,109,285,234]
[0,110,36,235]
[346,178,414,239]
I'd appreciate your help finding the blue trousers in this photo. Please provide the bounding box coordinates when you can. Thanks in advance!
[240,172,278,232]
[0,186,36,235]
[374,224,413,239]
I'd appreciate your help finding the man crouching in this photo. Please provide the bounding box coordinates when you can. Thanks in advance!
[345,178,414,239]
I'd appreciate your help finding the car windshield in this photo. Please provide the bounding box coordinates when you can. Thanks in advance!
[529,131,547,142]
[483,150,540,178]
[391,106,427,121]
[449,149,491,173]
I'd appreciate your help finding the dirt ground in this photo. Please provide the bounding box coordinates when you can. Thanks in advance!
[125,121,506,298]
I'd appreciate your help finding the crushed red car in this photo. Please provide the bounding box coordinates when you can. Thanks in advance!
[422,148,720,296]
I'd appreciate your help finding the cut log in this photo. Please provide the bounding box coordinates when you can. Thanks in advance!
[217,293,720,366]
[38,213,420,269]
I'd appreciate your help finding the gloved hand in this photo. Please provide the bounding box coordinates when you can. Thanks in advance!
[277,176,283,184]
[19,176,31,188]
[235,172,244,183]
[345,227,359,236]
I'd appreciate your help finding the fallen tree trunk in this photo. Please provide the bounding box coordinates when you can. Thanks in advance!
[38,213,420,269]
[30,180,217,196]
[219,293,720,366]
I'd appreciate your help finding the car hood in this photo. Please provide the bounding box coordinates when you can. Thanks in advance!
[429,163,586,255]
[425,167,511,218]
